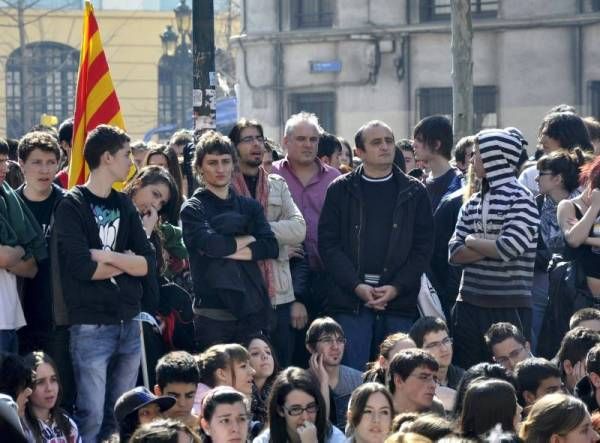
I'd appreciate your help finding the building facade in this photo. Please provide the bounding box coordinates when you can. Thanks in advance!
[0,6,172,140]
[235,0,600,148]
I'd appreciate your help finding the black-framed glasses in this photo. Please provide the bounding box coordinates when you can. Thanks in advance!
[493,347,526,366]
[423,337,453,351]
[240,135,264,144]
[316,336,346,346]
[538,171,555,177]
[282,402,319,416]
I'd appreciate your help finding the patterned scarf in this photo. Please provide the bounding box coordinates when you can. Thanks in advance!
[231,168,276,299]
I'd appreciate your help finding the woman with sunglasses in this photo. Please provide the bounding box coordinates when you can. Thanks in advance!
[253,367,345,443]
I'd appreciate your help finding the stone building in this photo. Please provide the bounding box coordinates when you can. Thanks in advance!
[234,0,600,148]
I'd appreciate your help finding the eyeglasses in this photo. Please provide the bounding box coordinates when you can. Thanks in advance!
[316,336,346,346]
[282,402,319,416]
[494,347,526,366]
[423,337,453,351]
[240,135,264,144]
[538,171,555,177]
[408,373,439,385]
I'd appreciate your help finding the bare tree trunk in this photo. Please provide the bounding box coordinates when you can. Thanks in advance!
[451,0,473,144]
[17,0,32,134]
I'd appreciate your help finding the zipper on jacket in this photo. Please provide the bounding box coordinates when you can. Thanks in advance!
[355,199,364,315]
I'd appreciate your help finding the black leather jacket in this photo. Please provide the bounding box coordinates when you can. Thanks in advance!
[318,165,434,315]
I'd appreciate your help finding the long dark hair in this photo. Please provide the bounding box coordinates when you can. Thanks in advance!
[347,383,393,438]
[459,378,517,439]
[453,362,515,417]
[23,352,72,443]
[125,165,179,224]
[125,165,179,273]
[267,367,331,443]
[243,334,280,390]
[144,145,185,220]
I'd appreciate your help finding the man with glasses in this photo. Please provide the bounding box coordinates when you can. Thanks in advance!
[305,317,362,430]
[485,322,532,373]
[409,316,464,390]
[229,118,307,367]
[387,349,445,415]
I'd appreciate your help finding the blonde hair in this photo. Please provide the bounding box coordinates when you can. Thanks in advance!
[519,393,588,443]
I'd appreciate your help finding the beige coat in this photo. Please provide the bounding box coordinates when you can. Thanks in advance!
[266,174,306,306]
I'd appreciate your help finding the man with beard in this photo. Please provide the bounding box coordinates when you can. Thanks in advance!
[229,119,307,367]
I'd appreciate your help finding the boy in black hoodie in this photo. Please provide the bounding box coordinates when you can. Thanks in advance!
[180,131,278,350]
[54,124,157,442]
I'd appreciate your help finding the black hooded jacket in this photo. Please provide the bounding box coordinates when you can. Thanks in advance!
[180,187,279,317]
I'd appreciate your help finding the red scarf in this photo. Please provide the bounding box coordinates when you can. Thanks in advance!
[231,168,276,299]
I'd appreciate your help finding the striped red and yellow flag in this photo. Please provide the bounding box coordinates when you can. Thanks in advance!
[68,0,126,188]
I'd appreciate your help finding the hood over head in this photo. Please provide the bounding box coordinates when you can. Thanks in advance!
[476,128,525,188]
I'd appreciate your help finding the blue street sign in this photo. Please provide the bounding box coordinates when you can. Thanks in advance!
[310,60,342,73]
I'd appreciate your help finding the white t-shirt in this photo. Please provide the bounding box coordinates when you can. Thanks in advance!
[518,165,539,195]
[0,268,24,330]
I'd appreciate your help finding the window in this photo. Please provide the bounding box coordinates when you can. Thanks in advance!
[420,0,498,22]
[158,52,193,128]
[291,0,333,29]
[591,82,600,120]
[594,0,600,12]
[5,42,79,138]
[417,86,497,131]
[288,92,336,133]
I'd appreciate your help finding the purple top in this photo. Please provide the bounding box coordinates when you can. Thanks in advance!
[272,157,340,270]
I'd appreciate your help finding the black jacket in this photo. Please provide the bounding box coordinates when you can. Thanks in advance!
[575,376,599,413]
[318,165,434,315]
[430,188,463,316]
[54,186,158,324]
[180,187,279,316]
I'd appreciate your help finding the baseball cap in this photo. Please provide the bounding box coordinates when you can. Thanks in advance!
[114,387,176,423]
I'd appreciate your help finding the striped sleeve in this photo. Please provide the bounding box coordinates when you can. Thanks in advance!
[448,198,475,260]
[495,194,539,262]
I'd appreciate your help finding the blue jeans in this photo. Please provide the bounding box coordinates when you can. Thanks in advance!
[334,307,415,371]
[0,330,17,353]
[70,320,141,443]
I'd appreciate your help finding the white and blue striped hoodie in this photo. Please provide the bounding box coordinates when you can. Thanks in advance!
[448,128,539,308]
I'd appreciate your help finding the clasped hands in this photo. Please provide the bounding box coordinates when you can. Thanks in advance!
[354,283,398,311]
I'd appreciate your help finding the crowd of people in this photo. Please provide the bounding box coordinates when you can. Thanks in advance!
[1,105,600,442]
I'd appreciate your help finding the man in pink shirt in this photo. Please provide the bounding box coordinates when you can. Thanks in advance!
[272,112,340,319]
